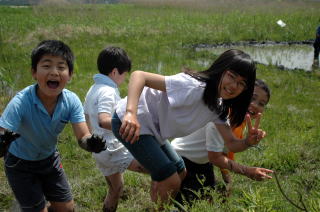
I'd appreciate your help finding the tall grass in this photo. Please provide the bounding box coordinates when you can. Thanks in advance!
[0,1,320,211]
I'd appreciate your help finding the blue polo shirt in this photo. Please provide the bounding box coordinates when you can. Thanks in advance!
[0,84,85,160]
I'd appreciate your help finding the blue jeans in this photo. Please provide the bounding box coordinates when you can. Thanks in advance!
[112,112,185,181]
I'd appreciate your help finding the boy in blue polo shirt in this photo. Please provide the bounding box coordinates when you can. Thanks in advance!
[0,40,106,212]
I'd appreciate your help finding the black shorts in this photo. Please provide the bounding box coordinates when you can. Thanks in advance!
[175,157,215,203]
[4,152,73,212]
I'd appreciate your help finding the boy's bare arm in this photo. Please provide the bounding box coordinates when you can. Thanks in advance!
[72,122,106,153]
[98,112,112,130]
[85,114,92,133]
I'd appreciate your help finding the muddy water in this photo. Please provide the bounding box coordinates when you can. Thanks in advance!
[196,43,315,71]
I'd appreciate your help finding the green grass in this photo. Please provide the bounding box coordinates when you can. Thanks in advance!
[1,0,320,211]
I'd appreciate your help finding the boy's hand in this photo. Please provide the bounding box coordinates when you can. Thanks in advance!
[245,113,266,146]
[78,135,107,153]
[0,129,20,157]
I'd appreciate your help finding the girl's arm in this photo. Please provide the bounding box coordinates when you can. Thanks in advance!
[215,113,266,152]
[208,151,273,181]
[120,71,166,144]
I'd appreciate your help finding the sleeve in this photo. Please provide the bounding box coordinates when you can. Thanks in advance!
[97,89,115,115]
[0,95,24,132]
[165,73,204,108]
[69,93,86,124]
[205,122,225,152]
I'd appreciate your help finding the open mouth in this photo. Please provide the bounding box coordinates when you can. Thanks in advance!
[47,80,60,89]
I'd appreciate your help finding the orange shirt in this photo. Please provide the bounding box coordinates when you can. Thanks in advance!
[227,121,246,160]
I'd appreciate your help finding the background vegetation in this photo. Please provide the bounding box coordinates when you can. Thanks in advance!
[0,0,319,211]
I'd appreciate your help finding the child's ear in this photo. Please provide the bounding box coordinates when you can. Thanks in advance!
[111,68,118,76]
[31,68,37,80]
[68,72,73,82]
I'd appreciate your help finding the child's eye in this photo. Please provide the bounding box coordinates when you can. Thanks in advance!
[239,81,247,89]
[41,65,50,68]
[58,66,67,71]
[258,102,266,107]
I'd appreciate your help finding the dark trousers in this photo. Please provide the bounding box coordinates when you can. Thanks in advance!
[175,157,215,205]
[314,41,320,59]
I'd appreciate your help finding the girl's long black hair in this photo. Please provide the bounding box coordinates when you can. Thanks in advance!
[184,49,256,128]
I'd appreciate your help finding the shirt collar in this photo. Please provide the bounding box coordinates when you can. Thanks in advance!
[93,73,117,88]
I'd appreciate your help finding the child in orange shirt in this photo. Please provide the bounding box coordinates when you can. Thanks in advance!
[220,79,271,192]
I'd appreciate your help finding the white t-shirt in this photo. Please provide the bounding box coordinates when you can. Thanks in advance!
[171,122,228,164]
[115,73,226,145]
[84,74,124,151]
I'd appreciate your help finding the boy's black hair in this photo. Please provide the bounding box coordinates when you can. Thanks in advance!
[97,46,131,75]
[184,49,256,128]
[31,40,74,74]
[255,79,271,104]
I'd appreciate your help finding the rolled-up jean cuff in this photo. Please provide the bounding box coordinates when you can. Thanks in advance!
[112,112,179,182]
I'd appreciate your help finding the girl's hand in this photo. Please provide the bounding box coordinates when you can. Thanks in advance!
[246,167,274,181]
[119,111,140,144]
[245,113,266,146]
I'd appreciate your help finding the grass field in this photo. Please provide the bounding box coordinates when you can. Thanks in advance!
[0,0,320,211]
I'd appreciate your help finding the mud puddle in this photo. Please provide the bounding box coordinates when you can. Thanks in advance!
[195,42,316,71]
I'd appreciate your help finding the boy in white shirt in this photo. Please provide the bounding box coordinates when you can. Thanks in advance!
[84,46,146,212]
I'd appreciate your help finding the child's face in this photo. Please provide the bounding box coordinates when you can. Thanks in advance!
[32,54,71,100]
[247,86,269,119]
[219,70,247,100]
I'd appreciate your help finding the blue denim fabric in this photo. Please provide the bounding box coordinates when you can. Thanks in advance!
[112,112,185,181]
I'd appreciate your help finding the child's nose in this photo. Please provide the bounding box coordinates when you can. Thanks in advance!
[230,81,238,90]
[251,101,258,107]
[49,68,59,75]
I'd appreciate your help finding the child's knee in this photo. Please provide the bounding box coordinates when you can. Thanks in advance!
[162,173,182,191]
[179,168,187,181]
[109,182,124,197]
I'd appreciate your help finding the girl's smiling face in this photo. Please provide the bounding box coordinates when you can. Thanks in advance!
[219,70,247,100]
[247,86,269,119]
[32,54,71,101]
